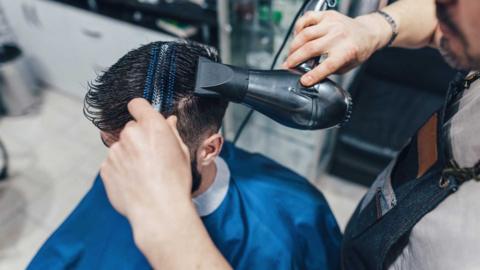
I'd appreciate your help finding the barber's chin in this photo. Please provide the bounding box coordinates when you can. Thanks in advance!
[441,51,468,70]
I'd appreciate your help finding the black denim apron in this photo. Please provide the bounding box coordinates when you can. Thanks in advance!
[341,72,480,270]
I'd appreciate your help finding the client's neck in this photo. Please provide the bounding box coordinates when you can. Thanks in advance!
[192,161,217,198]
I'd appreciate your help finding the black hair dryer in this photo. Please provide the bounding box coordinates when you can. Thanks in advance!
[194,57,352,130]
[193,0,351,131]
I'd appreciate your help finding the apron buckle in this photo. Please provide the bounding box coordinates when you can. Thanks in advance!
[442,159,480,183]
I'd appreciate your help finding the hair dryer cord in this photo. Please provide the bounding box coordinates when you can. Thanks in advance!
[233,0,312,145]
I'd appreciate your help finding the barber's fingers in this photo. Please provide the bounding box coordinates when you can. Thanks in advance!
[105,144,120,173]
[118,120,150,157]
[101,142,126,188]
[124,120,137,129]
[122,120,138,143]
[165,116,179,141]
[100,158,113,185]
[127,98,164,124]
[294,11,326,36]
[166,116,190,159]
[99,161,114,203]
[336,60,358,75]
[300,56,345,86]
[288,23,329,57]
[285,37,333,69]
[122,120,139,141]
[99,151,126,216]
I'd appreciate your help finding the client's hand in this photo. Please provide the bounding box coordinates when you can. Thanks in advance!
[283,10,391,86]
[100,98,231,269]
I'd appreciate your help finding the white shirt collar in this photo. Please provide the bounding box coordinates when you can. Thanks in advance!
[192,157,230,217]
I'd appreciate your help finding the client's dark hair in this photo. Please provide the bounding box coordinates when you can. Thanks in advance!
[83,40,228,151]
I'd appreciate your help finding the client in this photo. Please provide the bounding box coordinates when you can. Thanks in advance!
[28,41,342,270]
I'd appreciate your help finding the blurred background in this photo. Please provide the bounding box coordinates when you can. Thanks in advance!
[0,0,456,269]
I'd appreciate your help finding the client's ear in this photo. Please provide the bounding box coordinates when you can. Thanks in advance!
[197,133,224,166]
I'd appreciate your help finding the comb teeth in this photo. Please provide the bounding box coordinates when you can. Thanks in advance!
[165,45,177,114]
[152,45,167,111]
[143,45,160,100]
[152,44,169,112]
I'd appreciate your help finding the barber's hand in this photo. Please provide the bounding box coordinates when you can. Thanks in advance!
[100,98,192,225]
[283,10,391,86]
[100,98,231,269]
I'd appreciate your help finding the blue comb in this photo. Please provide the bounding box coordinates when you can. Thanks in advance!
[150,43,177,114]
[151,44,169,111]
[143,44,160,100]
[165,45,177,113]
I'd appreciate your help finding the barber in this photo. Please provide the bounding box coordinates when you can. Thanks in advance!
[100,0,480,269]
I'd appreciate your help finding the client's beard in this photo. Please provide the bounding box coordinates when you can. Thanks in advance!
[191,159,202,193]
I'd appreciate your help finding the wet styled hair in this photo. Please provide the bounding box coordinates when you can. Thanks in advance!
[84,40,228,150]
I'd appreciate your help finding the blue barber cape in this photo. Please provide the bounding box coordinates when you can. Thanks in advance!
[28,143,342,270]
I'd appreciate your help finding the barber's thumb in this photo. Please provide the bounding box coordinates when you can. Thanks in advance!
[166,115,177,127]
[166,116,182,143]
[166,116,190,156]
[128,98,160,122]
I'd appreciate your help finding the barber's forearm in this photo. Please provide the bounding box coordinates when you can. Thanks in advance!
[357,0,438,50]
[131,201,232,270]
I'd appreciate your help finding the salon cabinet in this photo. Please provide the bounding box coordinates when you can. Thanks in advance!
[0,0,174,98]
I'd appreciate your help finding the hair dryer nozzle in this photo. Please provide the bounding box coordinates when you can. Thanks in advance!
[194,57,248,102]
